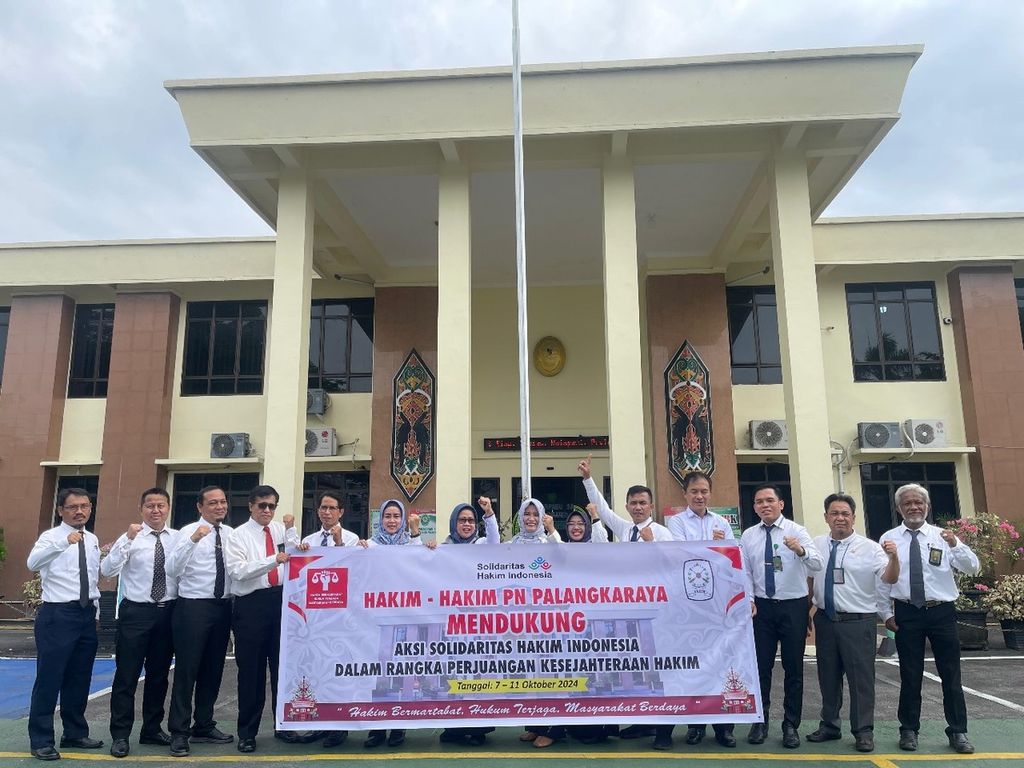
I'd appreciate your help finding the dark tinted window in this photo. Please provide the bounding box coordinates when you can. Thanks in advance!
[68,304,115,398]
[54,475,100,532]
[308,299,374,394]
[727,287,782,384]
[171,472,260,528]
[302,472,371,539]
[859,462,958,539]
[181,301,267,396]
[737,463,792,529]
[0,306,9,389]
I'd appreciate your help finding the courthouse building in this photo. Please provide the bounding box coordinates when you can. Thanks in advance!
[3,44,1024,602]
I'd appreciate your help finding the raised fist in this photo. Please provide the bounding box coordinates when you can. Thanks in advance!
[67,531,84,545]
[282,513,295,529]
[126,523,143,540]
[192,525,211,543]
[639,526,654,542]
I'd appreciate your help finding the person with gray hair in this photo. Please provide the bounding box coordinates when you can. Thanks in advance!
[878,483,979,755]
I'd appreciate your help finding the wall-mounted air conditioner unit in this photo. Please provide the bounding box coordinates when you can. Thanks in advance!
[210,432,252,459]
[857,422,903,450]
[904,419,947,448]
[305,427,338,457]
[307,388,330,416]
[750,420,788,450]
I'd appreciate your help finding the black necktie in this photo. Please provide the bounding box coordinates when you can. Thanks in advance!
[630,526,639,542]
[321,530,330,546]
[77,534,90,608]
[824,540,839,620]
[763,524,776,598]
[909,530,925,608]
[150,531,166,602]
[213,525,226,599]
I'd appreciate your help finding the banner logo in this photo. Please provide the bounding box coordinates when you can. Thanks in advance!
[307,568,348,609]
[529,556,551,571]
[683,559,714,601]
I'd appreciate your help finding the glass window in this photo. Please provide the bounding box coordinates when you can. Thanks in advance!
[302,472,371,539]
[68,304,115,398]
[737,463,792,529]
[859,462,959,539]
[0,306,9,389]
[54,475,100,532]
[181,301,267,396]
[845,283,945,382]
[1015,279,1024,348]
[308,299,374,394]
[727,287,782,384]
[171,472,260,529]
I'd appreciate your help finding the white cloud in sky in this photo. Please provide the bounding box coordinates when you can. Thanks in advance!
[0,0,1021,242]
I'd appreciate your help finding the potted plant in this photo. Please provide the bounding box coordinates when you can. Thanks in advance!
[945,512,1022,650]
[983,574,1024,651]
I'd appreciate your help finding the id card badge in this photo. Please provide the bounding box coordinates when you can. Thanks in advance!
[832,567,845,585]
[928,547,943,567]
[772,555,784,573]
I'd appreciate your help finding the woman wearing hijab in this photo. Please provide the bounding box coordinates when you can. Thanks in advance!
[438,497,500,747]
[363,499,432,748]
[562,503,608,543]
[509,498,560,544]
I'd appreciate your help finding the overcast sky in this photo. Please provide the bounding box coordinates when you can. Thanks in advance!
[1,0,1021,243]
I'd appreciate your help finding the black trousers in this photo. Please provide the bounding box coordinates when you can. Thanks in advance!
[28,602,98,749]
[754,596,809,729]
[109,600,175,739]
[233,586,283,740]
[893,600,968,735]
[813,611,877,735]
[168,597,232,737]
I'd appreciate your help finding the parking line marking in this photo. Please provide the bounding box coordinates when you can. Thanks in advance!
[880,659,1024,713]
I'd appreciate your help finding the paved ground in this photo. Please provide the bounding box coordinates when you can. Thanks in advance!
[1,624,1022,767]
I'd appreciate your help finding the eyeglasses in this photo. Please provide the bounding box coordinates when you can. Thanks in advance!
[318,505,341,512]
[255,502,278,511]
[62,503,93,512]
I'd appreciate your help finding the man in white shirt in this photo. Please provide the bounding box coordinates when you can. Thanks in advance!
[100,488,178,758]
[165,485,236,757]
[665,471,738,751]
[740,484,823,749]
[578,454,673,543]
[879,483,980,755]
[26,488,104,761]
[224,484,302,753]
[807,493,899,753]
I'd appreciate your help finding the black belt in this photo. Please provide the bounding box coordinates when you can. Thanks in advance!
[755,596,807,604]
[122,599,176,608]
[834,612,876,622]
[895,599,951,609]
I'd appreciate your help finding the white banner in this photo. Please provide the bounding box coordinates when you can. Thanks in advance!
[277,542,761,729]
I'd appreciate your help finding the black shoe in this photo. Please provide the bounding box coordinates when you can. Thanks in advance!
[140,731,172,746]
[685,727,705,745]
[653,732,674,751]
[619,724,655,739]
[855,733,874,752]
[190,727,233,744]
[715,730,737,748]
[782,725,800,749]
[110,738,130,758]
[899,730,918,751]
[387,729,406,747]
[747,723,767,744]
[439,729,463,744]
[467,733,487,746]
[949,733,975,754]
[807,728,841,742]
[31,746,61,761]
[59,736,103,749]
[170,735,190,757]
[274,730,301,743]
[237,738,256,753]
[364,730,386,748]
[323,731,348,748]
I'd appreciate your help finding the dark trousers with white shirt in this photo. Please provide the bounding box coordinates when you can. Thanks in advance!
[168,597,232,737]
[28,602,98,749]
[754,596,809,729]
[893,600,967,735]
[233,586,283,740]
[110,599,176,739]
[812,611,877,735]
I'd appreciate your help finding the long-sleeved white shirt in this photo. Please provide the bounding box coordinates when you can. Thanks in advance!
[165,520,234,599]
[27,523,100,605]
[877,522,979,618]
[666,507,735,541]
[582,477,674,542]
[100,523,179,602]
[810,533,890,615]
[302,527,360,547]
[224,518,300,596]
[740,515,823,599]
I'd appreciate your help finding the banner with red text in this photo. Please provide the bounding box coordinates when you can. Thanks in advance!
[277,542,761,729]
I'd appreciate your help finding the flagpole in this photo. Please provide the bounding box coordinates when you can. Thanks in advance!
[510,0,532,502]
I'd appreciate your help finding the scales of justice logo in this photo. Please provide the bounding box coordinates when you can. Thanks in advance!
[306,567,349,609]
[683,558,714,601]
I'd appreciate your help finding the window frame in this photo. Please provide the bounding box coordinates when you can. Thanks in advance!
[859,461,959,540]
[0,306,9,389]
[845,281,945,383]
[307,298,374,394]
[737,463,793,530]
[1014,279,1024,348]
[67,304,115,398]
[181,300,267,396]
[726,286,782,385]
[170,472,260,529]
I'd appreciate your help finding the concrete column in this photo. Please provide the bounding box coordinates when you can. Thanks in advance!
[434,164,473,512]
[769,145,833,533]
[263,167,314,523]
[601,154,648,506]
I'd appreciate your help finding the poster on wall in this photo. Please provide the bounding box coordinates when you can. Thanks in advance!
[277,542,760,730]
